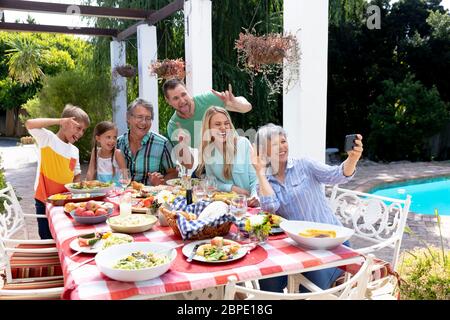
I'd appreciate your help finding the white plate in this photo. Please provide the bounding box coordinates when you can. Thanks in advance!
[270,227,284,234]
[65,183,114,194]
[280,220,354,250]
[182,240,247,263]
[69,233,133,254]
[166,178,201,187]
[69,237,103,254]
[95,242,177,282]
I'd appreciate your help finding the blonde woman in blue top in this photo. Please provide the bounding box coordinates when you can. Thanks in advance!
[196,107,259,207]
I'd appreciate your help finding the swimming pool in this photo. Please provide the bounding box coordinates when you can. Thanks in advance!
[369,176,450,216]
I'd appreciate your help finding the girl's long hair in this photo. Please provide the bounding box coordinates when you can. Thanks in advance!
[196,107,238,179]
[92,121,118,179]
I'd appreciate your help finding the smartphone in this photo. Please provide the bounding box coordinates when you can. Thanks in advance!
[344,134,358,152]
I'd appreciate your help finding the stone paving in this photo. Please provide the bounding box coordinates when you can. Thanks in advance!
[1,140,449,264]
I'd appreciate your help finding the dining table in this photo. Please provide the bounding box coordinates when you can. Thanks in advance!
[46,194,364,300]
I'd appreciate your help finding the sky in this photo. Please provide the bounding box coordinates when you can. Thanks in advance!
[0,0,449,30]
[1,0,90,29]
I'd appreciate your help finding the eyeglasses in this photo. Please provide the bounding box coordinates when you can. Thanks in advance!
[131,114,152,123]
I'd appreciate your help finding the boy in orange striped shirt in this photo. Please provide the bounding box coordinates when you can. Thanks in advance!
[25,105,90,239]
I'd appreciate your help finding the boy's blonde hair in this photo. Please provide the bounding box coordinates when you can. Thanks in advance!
[61,104,90,128]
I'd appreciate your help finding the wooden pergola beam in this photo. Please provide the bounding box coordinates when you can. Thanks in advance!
[0,0,155,20]
[0,22,118,37]
[116,0,184,41]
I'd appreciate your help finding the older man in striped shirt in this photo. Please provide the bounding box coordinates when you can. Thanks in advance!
[252,123,363,293]
[117,98,177,186]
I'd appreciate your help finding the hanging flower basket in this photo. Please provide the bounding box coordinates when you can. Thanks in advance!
[235,31,300,96]
[235,32,296,69]
[114,64,136,78]
[149,58,185,80]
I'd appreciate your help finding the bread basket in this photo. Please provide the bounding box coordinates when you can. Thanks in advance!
[160,207,232,240]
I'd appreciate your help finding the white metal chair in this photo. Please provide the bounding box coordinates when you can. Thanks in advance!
[328,185,411,299]
[224,255,374,300]
[329,185,411,270]
[0,183,63,299]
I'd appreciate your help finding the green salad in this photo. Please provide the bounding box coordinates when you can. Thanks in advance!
[203,247,233,261]
[113,251,169,270]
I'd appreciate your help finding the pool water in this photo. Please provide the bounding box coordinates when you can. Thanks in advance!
[369,177,450,216]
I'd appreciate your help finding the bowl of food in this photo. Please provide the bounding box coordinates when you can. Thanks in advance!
[69,201,114,225]
[95,242,177,282]
[107,214,158,234]
[280,220,354,250]
[65,180,114,194]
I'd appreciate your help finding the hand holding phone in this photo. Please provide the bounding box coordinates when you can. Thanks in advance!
[344,134,358,152]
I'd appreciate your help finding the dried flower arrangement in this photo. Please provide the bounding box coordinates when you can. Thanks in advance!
[149,58,186,80]
[235,30,300,96]
[114,64,136,78]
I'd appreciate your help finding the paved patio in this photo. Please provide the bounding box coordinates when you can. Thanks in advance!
[1,140,449,264]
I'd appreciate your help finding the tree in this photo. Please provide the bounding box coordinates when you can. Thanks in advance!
[5,36,44,85]
[368,74,449,161]
[21,69,115,161]
[0,32,91,136]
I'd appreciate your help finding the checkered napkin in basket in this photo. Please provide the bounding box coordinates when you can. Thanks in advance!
[170,196,238,240]
[170,196,211,215]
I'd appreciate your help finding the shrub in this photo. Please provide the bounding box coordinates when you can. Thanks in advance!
[0,156,5,190]
[397,246,450,300]
[20,69,115,161]
[368,74,449,161]
[0,155,7,213]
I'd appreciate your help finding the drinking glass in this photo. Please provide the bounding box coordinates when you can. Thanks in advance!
[193,183,206,202]
[119,192,132,216]
[230,195,247,241]
[204,176,217,201]
[118,169,131,191]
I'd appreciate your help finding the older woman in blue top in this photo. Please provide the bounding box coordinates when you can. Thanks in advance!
[252,123,363,292]
[196,107,259,207]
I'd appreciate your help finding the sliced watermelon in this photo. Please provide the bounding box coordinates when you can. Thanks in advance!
[78,232,102,247]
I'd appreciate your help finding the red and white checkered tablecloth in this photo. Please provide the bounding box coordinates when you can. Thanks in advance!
[46,202,361,300]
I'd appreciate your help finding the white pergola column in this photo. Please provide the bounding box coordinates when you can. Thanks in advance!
[283,0,329,163]
[137,24,159,133]
[184,0,212,96]
[110,40,127,136]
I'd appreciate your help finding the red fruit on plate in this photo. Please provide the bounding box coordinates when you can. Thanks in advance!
[143,197,154,208]
[86,200,99,211]
[94,208,107,216]
[74,207,86,216]
[83,210,95,217]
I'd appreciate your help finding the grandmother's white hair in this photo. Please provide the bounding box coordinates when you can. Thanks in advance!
[256,123,287,156]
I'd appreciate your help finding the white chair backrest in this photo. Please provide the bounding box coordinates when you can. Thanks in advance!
[0,183,26,240]
[329,185,411,270]
[224,255,374,300]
